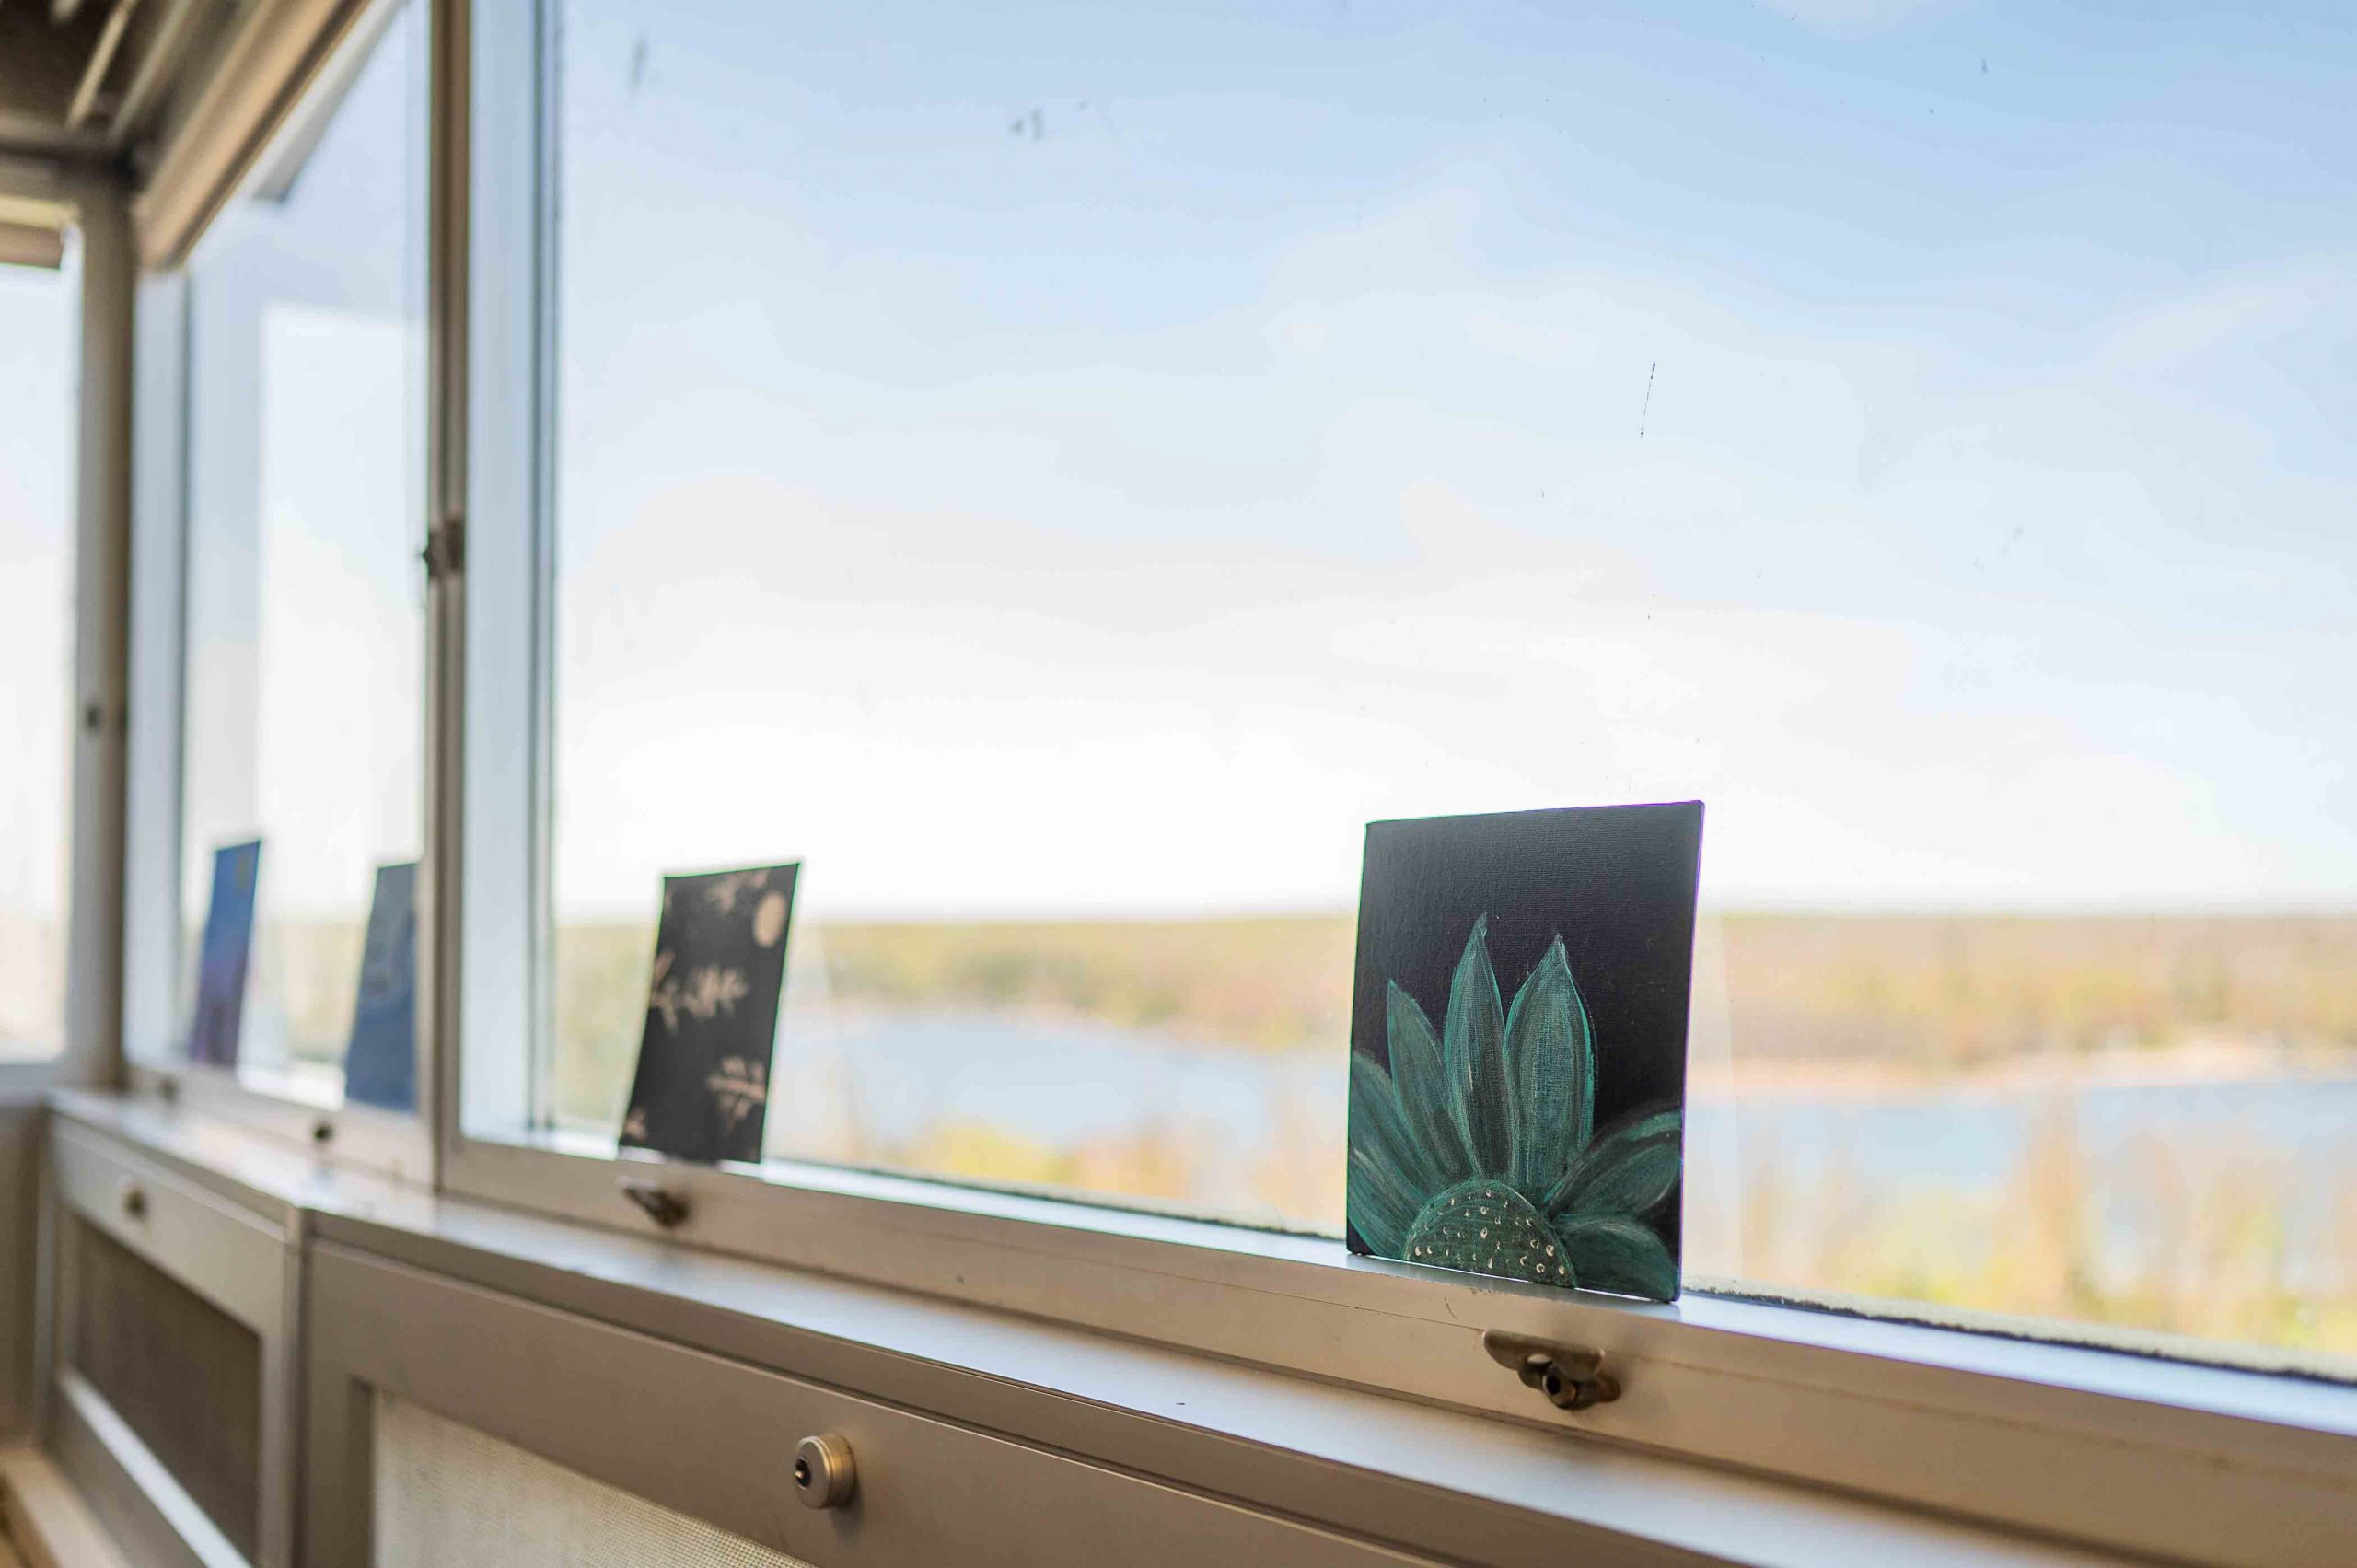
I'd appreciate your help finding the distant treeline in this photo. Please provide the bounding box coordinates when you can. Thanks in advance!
[263,910,2357,1077]
[814,915,1357,1052]
[552,911,2357,1068]
[1713,913,2357,1063]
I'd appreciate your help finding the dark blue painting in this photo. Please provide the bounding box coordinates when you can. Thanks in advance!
[620,863,799,1165]
[342,861,419,1112]
[1345,803,1702,1302]
[189,839,262,1069]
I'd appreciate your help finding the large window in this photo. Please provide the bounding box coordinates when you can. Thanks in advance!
[0,255,76,1062]
[176,0,428,1098]
[511,1,2357,1373]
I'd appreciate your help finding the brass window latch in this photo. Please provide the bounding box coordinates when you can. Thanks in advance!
[620,1178,690,1229]
[422,510,467,581]
[1481,1329,1621,1412]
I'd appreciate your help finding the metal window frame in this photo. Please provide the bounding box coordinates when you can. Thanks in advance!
[112,0,437,1187]
[434,2,2356,1562]
[97,0,2357,1563]
[0,159,130,1098]
[132,0,386,272]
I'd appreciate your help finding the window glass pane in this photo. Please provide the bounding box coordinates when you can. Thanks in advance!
[546,2,2357,1366]
[0,258,75,1063]
[180,0,427,1098]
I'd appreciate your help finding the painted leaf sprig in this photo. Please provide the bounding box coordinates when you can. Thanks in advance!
[1350,916,1681,1301]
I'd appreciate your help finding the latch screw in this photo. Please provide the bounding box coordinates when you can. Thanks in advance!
[1482,1329,1621,1412]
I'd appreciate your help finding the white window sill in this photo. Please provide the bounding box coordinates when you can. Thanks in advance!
[50,1089,2357,1567]
[122,1062,431,1185]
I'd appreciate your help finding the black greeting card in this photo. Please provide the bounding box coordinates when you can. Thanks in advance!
[1345,802,1702,1301]
[618,863,799,1165]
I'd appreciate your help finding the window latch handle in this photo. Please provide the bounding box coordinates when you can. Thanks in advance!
[422,510,467,581]
[619,1178,690,1229]
[1481,1329,1621,1411]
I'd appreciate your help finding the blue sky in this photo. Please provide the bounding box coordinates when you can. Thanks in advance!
[12,0,2355,936]
[543,0,2357,916]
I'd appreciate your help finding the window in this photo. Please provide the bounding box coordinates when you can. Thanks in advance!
[470,0,2357,1378]
[175,0,429,1100]
[0,253,75,1062]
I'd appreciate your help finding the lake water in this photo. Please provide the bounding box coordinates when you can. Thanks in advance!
[764,1008,2357,1276]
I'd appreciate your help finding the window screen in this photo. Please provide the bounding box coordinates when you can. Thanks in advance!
[372,1394,813,1568]
[72,1221,262,1557]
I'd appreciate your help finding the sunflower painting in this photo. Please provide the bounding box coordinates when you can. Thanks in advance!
[1346,804,1702,1301]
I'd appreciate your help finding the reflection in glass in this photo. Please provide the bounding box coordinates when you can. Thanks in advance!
[548,1,2357,1366]
[0,260,75,1062]
[180,0,427,1097]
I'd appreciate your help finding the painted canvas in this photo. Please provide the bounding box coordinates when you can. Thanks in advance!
[342,862,420,1112]
[189,839,263,1069]
[1345,802,1703,1301]
[619,863,799,1165]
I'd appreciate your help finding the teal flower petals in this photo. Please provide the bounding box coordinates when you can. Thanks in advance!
[1346,1144,1421,1259]
[1443,916,1511,1177]
[1502,936,1594,1193]
[1542,1108,1682,1220]
[1349,1051,1446,1202]
[1386,981,1476,1184]
[1353,916,1683,1302]
[1553,1213,1678,1302]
